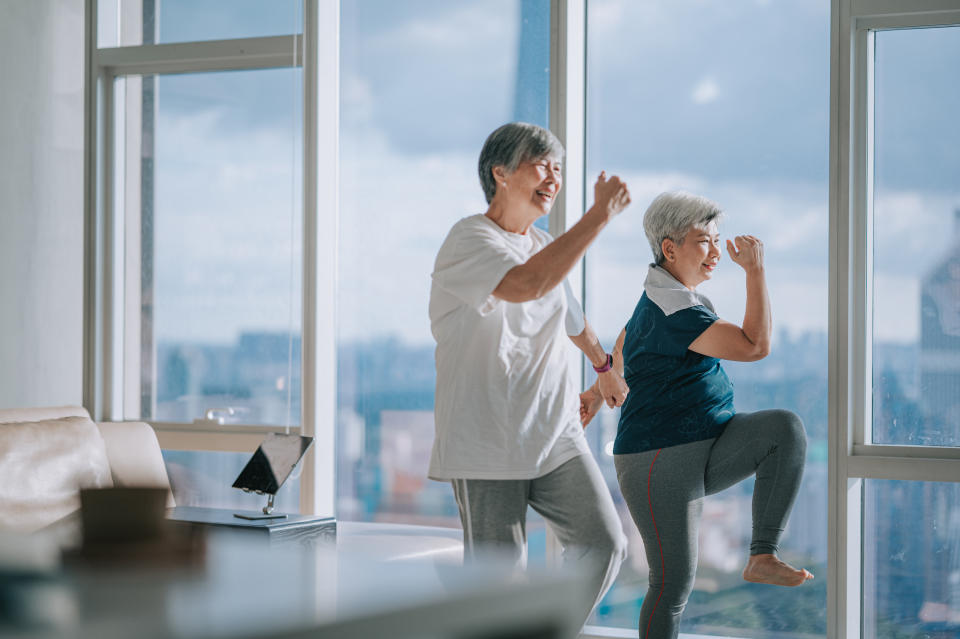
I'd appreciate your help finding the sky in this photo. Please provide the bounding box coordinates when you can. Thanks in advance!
[142,0,959,346]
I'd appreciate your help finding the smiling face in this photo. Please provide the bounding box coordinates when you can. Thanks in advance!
[496,155,563,218]
[661,220,721,290]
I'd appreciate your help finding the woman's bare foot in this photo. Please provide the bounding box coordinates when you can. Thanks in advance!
[742,554,813,586]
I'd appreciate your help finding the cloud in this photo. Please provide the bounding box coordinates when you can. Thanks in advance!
[588,0,627,33]
[692,77,720,104]
[873,189,959,277]
[339,1,524,156]
[584,0,830,183]
[374,3,515,50]
[338,131,483,344]
[153,108,302,343]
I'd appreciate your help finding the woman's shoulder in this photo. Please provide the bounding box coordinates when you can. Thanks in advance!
[448,213,489,232]
[528,224,554,243]
[437,214,502,252]
[626,294,713,342]
[627,292,661,322]
[446,213,513,240]
[624,293,660,337]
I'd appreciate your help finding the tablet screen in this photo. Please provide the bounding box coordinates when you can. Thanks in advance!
[232,433,314,495]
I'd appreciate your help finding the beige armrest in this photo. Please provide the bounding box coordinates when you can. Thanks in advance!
[96,421,175,508]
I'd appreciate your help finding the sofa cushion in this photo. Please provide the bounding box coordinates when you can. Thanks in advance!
[0,415,114,532]
[96,421,175,507]
[0,406,90,424]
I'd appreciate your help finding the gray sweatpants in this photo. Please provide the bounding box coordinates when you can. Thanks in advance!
[451,453,628,631]
[614,409,807,639]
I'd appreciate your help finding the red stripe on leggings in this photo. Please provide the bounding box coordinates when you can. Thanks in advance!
[645,448,664,639]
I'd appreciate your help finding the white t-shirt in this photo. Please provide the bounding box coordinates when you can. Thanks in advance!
[427,214,590,481]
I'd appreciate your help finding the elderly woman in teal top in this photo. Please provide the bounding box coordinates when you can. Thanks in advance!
[581,191,813,639]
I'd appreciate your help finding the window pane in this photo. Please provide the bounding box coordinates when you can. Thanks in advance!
[864,480,960,638]
[98,0,301,48]
[585,1,828,634]
[123,69,303,427]
[872,27,960,447]
[336,0,550,530]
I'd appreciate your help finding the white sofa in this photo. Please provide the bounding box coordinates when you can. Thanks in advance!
[0,406,173,534]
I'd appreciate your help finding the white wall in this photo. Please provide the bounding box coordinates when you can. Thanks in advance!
[0,0,85,408]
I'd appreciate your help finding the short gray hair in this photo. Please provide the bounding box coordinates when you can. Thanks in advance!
[478,122,564,204]
[643,191,723,265]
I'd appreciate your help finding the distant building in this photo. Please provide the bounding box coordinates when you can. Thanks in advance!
[869,206,960,637]
[916,207,960,633]
[919,207,960,444]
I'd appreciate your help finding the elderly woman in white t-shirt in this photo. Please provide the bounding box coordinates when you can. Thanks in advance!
[428,121,632,628]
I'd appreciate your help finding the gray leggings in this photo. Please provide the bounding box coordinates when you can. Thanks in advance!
[614,409,806,639]
[451,454,628,631]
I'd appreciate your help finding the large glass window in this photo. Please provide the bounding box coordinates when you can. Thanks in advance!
[863,480,960,638]
[97,0,305,510]
[124,67,302,508]
[336,0,550,533]
[125,69,303,428]
[584,1,829,634]
[871,26,960,448]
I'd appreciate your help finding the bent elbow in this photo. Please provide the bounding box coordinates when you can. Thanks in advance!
[749,343,771,361]
[514,274,554,302]
[737,330,770,361]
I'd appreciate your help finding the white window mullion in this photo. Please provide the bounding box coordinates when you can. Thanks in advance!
[95,35,302,75]
[154,424,292,453]
[829,0,856,636]
[847,20,874,456]
[847,455,960,482]
[543,0,584,564]
[102,70,126,423]
[844,478,863,639]
[854,26,875,449]
[122,73,143,421]
[548,0,585,241]
[84,0,105,422]
[300,0,338,518]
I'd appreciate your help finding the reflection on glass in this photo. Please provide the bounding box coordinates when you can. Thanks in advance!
[163,450,300,511]
[864,480,960,638]
[585,1,828,633]
[872,27,960,447]
[128,69,303,426]
[336,0,550,531]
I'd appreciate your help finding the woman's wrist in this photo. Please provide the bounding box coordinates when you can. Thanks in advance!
[592,353,613,373]
[584,202,613,226]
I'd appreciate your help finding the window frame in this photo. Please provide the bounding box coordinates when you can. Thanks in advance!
[83,0,338,516]
[830,1,960,638]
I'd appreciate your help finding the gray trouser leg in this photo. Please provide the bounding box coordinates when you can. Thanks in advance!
[451,454,627,631]
[451,475,529,569]
[704,409,807,555]
[615,409,807,639]
[616,441,712,639]
[528,454,628,629]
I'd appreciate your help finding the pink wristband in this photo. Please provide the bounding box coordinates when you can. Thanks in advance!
[592,353,613,373]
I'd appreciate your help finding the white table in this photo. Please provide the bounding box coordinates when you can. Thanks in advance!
[4,522,588,639]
